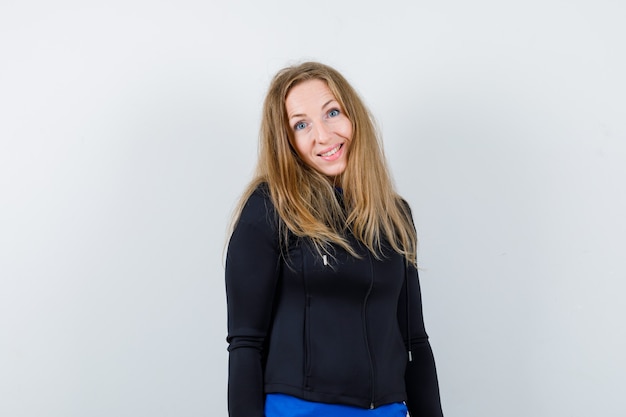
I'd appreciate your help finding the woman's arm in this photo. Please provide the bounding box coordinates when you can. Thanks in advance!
[397,262,444,417]
[226,188,280,417]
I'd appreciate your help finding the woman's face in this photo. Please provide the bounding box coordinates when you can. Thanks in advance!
[285,79,353,179]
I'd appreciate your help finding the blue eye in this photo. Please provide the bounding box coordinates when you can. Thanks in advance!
[294,121,307,131]
[328,109,340,117]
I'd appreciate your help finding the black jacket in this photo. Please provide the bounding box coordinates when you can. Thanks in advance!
[226,185,443,417]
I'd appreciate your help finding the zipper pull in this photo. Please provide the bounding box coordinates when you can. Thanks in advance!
[370,402,375,409]
[408,350,413,362]
[322,254,328,266]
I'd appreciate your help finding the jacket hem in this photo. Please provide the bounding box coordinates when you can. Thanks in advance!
[265,382,406,409]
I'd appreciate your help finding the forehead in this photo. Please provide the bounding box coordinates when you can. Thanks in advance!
[285,79,337,113]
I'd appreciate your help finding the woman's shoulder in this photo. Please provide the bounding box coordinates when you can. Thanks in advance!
[243,181,272,209]
[395,195,412,214]
[237,182,278,230]
[250,181,270,198]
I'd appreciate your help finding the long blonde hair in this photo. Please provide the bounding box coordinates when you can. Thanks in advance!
[232,62,417,265]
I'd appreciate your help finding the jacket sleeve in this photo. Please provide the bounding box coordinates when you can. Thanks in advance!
[225,188,281,417]
[398,263,444,417]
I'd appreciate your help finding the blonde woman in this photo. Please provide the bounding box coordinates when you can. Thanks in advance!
[225,62,443,417]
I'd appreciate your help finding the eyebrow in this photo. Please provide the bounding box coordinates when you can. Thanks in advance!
[288,99,337,121]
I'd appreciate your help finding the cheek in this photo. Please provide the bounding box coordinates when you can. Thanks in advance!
[342,121,353,141]
[293,136,312,159]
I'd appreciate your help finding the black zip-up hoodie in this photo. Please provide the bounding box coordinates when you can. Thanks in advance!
[226,185,443,417]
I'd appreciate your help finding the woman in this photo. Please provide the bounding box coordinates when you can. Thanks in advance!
[225,62,443,417]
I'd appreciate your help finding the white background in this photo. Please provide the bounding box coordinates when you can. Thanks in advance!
[1,1,625,416]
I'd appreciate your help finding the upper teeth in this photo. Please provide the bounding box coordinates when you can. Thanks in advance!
[321,145,340,157]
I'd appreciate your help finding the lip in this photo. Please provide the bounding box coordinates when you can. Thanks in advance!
[317,143,343,161]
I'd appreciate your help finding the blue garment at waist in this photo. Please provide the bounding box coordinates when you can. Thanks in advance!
[265,393,408,417]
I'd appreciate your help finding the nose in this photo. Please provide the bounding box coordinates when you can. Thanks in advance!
[313,121,332,144]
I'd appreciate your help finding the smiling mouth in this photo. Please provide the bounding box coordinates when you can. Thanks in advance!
[319,144,343,157]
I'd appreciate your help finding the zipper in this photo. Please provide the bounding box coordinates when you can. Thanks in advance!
[362,250,376,409]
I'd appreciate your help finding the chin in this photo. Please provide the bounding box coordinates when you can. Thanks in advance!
[322,166,346,179]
